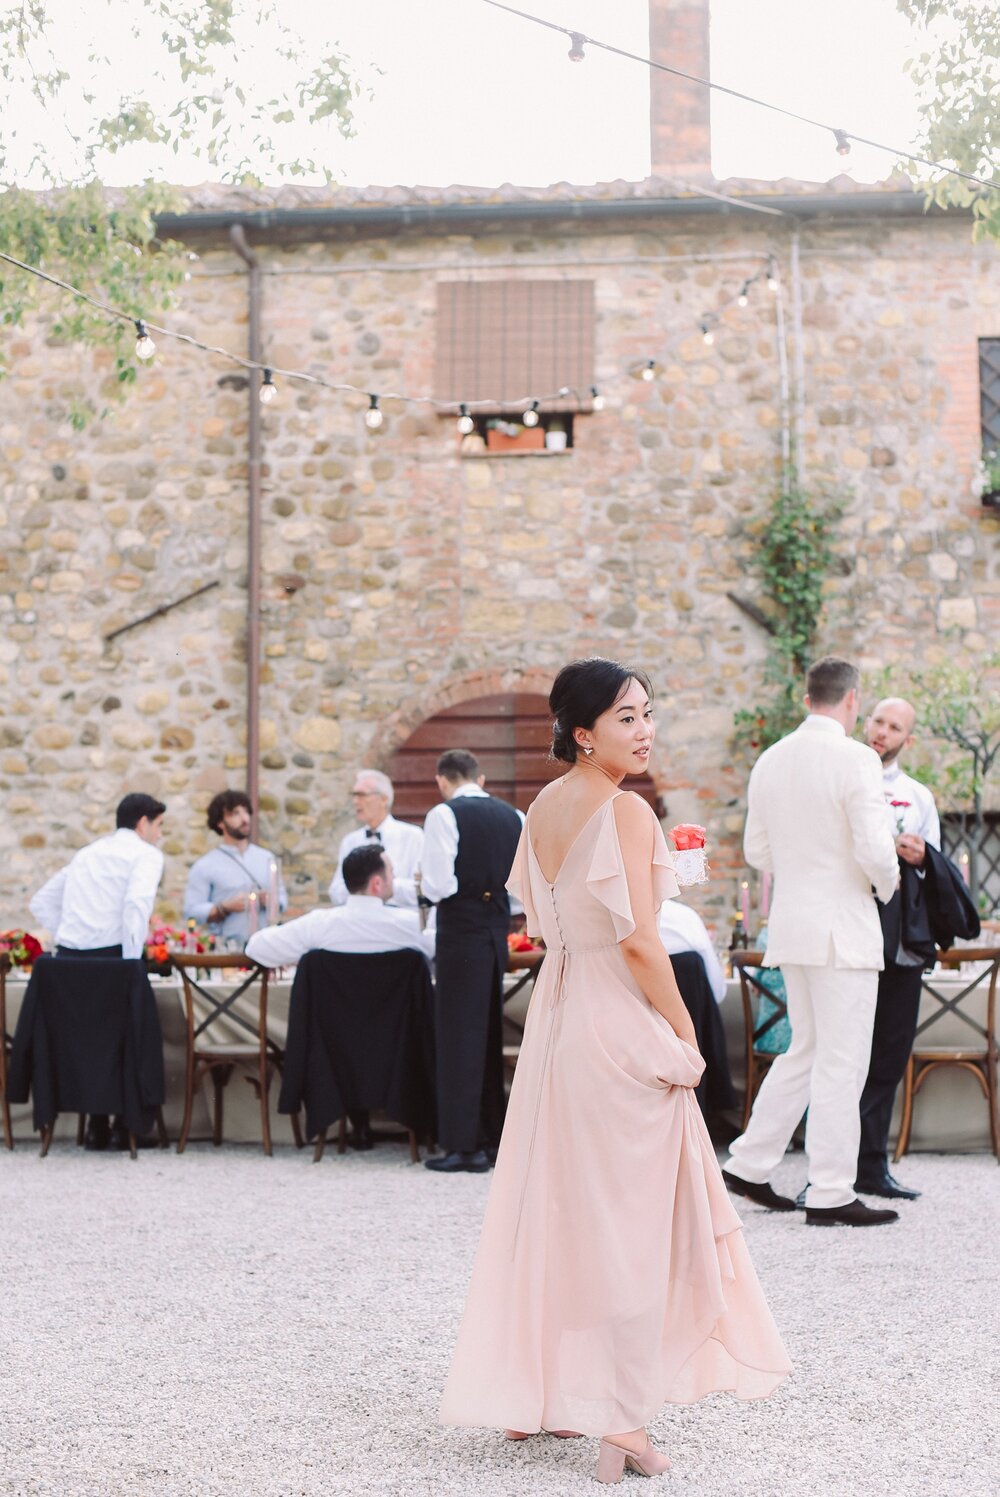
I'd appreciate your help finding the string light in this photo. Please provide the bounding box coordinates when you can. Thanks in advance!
[567,32,586,62]
[457,402,475,435]
[590,385,605,411]
[737,282,750,308]
[134,320,156,361]
[833,129,852,157]
[766,258,779,293]
[641,359,656,382]
[700,318,715,346]
[259,368,278,404]
[365,394,384,430]
[522,400,540,427]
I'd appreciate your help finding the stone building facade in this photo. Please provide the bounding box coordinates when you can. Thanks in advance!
[1,176,997,941]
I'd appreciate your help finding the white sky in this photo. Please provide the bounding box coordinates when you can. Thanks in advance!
[11,0,926,190]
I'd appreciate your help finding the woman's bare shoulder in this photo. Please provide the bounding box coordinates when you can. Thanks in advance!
[526,776,568,818]
[612,790,658,835]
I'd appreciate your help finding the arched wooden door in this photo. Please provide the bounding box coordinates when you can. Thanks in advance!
[387,692,663,825]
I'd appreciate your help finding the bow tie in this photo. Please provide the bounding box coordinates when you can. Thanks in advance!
[365,827,381,839]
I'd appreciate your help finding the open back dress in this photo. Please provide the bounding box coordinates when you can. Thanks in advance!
[439,791,791,1437]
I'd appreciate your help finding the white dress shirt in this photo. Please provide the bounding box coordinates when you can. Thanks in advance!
[659,901,727,1003]
[29,828,164,959]
[328,815,424,908]
[245,895,435,968]
[420,785,525,905]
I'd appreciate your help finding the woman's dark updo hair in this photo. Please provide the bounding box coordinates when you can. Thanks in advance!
[549,657,653,764]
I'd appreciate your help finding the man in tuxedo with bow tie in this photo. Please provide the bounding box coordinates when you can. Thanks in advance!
[328,769,423,907]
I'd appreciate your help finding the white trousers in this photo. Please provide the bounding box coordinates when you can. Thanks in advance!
[725,964,879,1209]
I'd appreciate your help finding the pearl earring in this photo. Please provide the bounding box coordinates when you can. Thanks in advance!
[583,745,594,756]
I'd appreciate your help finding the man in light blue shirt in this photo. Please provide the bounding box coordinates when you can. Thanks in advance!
[184,790,286,945]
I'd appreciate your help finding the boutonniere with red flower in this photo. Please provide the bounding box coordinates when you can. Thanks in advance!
[668,824,709,886]
[887,798,911,836]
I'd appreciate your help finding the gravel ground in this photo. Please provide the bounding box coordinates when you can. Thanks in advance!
[0,1144,996,1497]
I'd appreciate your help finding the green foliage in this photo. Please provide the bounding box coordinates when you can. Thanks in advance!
[732,479,845,756]
[896,1,1000,241]
[0,1,362,413]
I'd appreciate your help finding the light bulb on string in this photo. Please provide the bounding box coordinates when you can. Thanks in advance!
[766,259,779,293]
[134,320,156,361]
[737,282,750,309]
[522,400,540,428]
[365,394,383,430]
[833,129,851,157]
[259,368,278,404]
[700,319,715,346]
[457,403,475,436]
[640,359,656,382]
[590,386,605,412]
[567,32,586,62]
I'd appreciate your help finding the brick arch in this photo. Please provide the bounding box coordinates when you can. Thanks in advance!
[368,667,666,824]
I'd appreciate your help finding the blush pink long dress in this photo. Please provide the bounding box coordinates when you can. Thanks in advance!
[439,792,791,1438]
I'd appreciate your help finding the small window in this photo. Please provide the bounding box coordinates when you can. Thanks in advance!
[435,280,596,420]
[980,337,1000,452]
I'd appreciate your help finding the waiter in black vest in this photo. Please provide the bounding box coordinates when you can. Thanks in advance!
[420,750,523,1174]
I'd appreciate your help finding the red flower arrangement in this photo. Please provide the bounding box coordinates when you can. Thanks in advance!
[0,929,43,969]
[144,920,214,972]
[669,824,707,851]
[507,930,543,954]
[887,798,911,835]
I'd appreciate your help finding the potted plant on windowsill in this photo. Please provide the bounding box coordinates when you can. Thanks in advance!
[979,448,1000,508]
[485,417,545,453]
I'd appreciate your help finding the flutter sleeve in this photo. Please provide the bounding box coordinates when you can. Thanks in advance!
[505,821,541,939]
[586,796,679,942]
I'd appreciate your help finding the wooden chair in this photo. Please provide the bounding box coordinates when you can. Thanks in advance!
[313,1117,419,1165]
[173,953,302,1156]
[894,947,1000,1162]
[0,954,12,1150]
[732,950,789,1130]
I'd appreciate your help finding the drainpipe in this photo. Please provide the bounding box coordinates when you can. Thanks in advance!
[789,229,807,490]
[229,224,262,834]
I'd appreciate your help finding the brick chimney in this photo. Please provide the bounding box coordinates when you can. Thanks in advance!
[649,0,712,181]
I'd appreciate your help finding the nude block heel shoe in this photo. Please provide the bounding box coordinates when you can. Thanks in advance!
[596,1437,671,1483]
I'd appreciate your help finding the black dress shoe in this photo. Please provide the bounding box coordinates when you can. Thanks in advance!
[108,1120,131,1152]
[83,1117,110,1151]
[424,1150,491,1174]
[350,1125,375,1152]
[805,1197,899,1227]
[855,1169,921,1200]
[722,1170,798,1212]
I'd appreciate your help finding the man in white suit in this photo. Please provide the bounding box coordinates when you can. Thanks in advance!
[723,657,901,1227]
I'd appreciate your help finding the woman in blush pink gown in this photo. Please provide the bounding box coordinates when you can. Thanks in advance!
[439,659,791,1484]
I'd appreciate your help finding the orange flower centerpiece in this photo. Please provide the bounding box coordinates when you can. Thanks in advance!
[144,920,214,975]
[0,929,43,969]
[668,824,709,886]
[507,930,543,955]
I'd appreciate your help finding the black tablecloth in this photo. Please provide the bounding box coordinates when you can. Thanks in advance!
[671,950,737,1116]
[7,956,165,1135]
[277,949,436,1141]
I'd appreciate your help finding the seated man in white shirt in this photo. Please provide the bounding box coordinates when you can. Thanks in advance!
[248,843,434,1149]
[328,769,423,908]
[29,791,166,1150]
[658,900,727,1004]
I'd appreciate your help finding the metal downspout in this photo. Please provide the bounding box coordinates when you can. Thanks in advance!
[229,224,262,832]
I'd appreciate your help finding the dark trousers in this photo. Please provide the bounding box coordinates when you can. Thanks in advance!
[56,945,124,959]
[434,934,506,1155]
[857,961,924,1175]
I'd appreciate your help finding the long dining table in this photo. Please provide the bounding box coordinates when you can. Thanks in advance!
[1,952,995,1151]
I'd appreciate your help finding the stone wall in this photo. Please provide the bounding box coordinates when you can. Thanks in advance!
[1,205,997,941]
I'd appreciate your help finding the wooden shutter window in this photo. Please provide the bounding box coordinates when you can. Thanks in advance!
[435,280,595,413]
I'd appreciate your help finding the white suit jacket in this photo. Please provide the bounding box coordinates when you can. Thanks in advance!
[744,715,899,970]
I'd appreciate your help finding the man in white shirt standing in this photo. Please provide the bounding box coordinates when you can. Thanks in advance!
[328,769,423,908]
[29,791,166,1150]
[857,697,941,1200]
[659,901,727,1004]
[722,657,901,1227]
[247,844,433,1150]
[30,792,166,960]
[421,750,523,1174]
